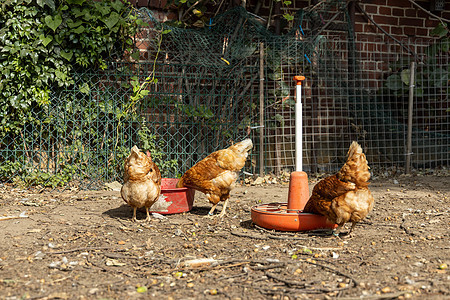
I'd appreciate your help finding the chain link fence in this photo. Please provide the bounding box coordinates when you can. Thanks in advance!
[0,2,448,190]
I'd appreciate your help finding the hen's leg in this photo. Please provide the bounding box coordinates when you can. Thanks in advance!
[144,207,151,222]
[205,194,221,218]
[207,203,219,217]
[132,207,138,222]
[217,198,229,218]
[332,224,344,237]
[345,222,357,237]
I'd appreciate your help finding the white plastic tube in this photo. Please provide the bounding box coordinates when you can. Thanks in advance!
[293,76,305,172]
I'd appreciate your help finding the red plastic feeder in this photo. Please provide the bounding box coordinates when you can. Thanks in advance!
[149,178,195,214]
[251,171,337,231]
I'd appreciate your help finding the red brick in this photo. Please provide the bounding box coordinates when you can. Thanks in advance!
[374,0,388,6]
[149,0,159,8]
[137,0,148,7]
[405,8,416,17]
[416,27,428,37]
[399,18,424,26]
[363,24,378,33]
[390,26,403,35]
[354,12,367,23]
[357,33,380,42]
[379,6,391,15]
[386,0,409,6]
[392,8,404,17]
[417,9,430,18]
[376,43,388,53]
[373,15,398,25]
[362,4,378,14]
[403,26,415,35]
[425,19,439,28]
[354,23,364,32]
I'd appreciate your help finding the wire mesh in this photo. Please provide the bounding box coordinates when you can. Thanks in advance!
[0,1,448,190]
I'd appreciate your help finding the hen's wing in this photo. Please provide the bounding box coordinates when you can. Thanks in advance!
[303,174,355,217]
[178,150,237,192]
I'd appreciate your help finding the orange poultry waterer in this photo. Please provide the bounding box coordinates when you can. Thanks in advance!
[251,171,337,231]
[251,76,337,231]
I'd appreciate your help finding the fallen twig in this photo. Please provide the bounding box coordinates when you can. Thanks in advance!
[231,230,312,241]
[302,259,359,287]
[252,262,286,271]
[231,230,267,240]
[49,246,124,254]
[265,272,307,287]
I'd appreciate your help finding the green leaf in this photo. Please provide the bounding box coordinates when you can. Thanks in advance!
[96,3,111,16]
[385,74,403,91]
[162,29,172,34]
[54,69,67,81]
[429,68,448,87]
[430,23,448,38]
[66,0,86,4]
[72,26,85,34]
[60,50,73,61]
[283,13,294,21]
[39,34,53,47]
[37,0,55,10]
[103,12,120,29]
[67,20,83,28]
[130,50,140,61]
[45,14,62,32]
[111,0,124,12]
[79,83,90,94]
[400,69,411,85]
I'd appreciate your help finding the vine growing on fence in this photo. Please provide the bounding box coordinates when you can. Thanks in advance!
[0,0,146,186]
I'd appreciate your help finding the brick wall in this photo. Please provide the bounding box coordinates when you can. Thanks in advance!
[354,0,450,88]
[356,0,450,40]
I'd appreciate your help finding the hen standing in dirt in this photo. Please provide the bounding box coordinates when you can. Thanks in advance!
[177,139,253,218]
[121,146,161,222]
[303,141,374,237]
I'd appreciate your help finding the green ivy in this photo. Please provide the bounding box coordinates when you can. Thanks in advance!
[0,0,143,186]
[0,0,139,138]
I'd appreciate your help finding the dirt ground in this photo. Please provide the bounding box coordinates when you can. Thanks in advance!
[0,172,449,300]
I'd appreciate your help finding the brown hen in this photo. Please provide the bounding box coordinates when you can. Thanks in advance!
[303,141,374,236]
[121,146,161,222]
[176,139,253,217]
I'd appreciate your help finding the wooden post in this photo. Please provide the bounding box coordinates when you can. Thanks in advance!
[406,61,415,174]
[259,42,264,177]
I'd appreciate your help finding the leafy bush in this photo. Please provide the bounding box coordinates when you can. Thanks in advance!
[0,0,144,186]
[0,0,140,136]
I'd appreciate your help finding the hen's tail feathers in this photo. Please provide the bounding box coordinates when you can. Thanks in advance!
[347,141,363,158]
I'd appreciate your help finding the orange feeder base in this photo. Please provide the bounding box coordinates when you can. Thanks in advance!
[251,171,337,231]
